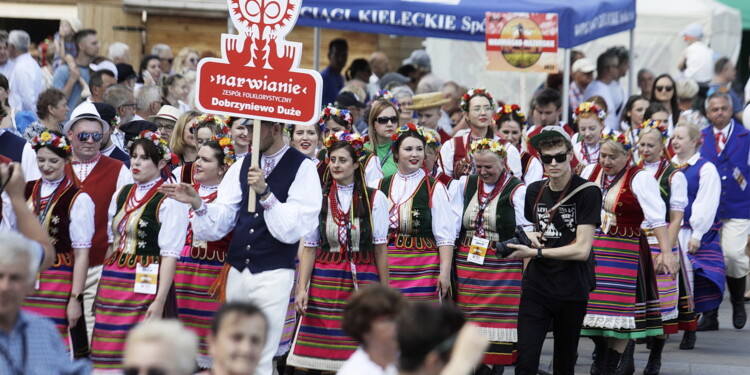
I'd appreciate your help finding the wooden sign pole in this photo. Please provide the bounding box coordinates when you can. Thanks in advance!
[247,118,262,212]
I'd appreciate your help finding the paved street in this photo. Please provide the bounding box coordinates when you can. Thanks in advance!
[530,297,750,374]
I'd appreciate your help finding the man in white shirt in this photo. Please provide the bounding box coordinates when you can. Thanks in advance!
[678,23,714,85]
[7,30,42,112]
[0,31,13,79]
[367,51,390,97]
[186,120,322,375]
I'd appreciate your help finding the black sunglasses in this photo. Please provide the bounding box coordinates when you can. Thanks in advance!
[655,85,673,92]
[123,367,166,375]
[540,152,567,164]
[76,132,104,142]
[375,116,399,125]
[188,58,198,63]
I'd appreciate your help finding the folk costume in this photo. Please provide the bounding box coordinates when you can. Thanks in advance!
[22,174,94,353]
[378,168,454,302]
[191,144,322,375]
[450,172,530,365]
[438,132,523,179]
[580,162,668,339]
[287,183,389,371]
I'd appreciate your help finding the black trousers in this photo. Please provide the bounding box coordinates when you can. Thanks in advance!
[515,287,588,375]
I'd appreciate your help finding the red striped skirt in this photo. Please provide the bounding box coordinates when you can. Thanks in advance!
[387,243,440,302]
[22,262,74,349]
[276,257,299,357]
[174,251,224,368]
[455,244,521,365]
[581,232,663,339]
[287,258,380,371]
[90,260,158,370]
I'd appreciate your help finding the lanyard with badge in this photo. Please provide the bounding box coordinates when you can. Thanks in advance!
[467,174,510,265]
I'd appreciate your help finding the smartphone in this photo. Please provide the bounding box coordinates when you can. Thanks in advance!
[142,70,152,82]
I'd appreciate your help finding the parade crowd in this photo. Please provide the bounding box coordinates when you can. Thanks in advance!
[1,18,750,375]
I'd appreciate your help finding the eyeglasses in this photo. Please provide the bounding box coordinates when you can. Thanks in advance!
[76,132,104,142]
[161,58,174,64]
[157,124,175,131]
[122,367,166,375]
[120,103,136,108]
[540,152,567,164]
[471,105,493,113]
[655,85,673,92]
[188,125,196,134]
[375,116,398,125]
[188,58,198,63]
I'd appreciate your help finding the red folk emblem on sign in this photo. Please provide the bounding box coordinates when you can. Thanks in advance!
[196,0,322,125]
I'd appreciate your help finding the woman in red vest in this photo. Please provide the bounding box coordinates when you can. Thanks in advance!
[160,130,236,369]
[23,130,94,354]
[286,131,390,372]
[579,130,678,374]
[90,130,190,370]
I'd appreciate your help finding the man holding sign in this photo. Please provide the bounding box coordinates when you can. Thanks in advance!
[167,119,322,375]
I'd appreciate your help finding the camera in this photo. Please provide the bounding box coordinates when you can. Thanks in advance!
[495,225,533,258]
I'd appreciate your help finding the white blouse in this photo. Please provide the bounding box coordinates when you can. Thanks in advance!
[107,178,190,258]
[438,133,523,178]
[573,141,601,165]
[449,175,532,238]
[191,146,323,243]
[671,153,721,240]
[640,161,688,212]
[0,192,14,231]
[380,169,456,246]
[38,177,95,249]
[581,164,668,229]
[523,155,544,185]
[304,183,389,246]
[364,154,384,188]
[337,347,398,375]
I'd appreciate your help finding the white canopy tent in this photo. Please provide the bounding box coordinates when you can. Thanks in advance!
[426,0,741,108]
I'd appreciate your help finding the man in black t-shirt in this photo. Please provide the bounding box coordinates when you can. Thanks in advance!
[506,126,602,375]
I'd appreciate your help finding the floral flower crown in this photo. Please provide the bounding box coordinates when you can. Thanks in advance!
[195,113,229,128]
[323,131,365,157]
[212,131,236,167]
[601,129,632,151]
[134,130,172,161]
[573,102,607,121]
[31,130,72,157]
[470,138,507,159]
[391,123,425,142]
[375,89,400,111]
[638,119,669,143]
[460,88,494,113]
[494,103,527,125]
[319,104,352,129]
[424,130,441,149]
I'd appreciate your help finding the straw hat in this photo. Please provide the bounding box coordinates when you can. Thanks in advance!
[149,105,180,123]
[410,92,450,111]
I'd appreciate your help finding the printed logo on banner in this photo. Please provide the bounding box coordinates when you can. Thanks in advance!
[196,0,322,125]
[485,12,559,73]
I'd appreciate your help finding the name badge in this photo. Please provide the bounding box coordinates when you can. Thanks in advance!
[135,263,159,295]
[34,274,40,290]
[733,167,747,191]
[468,236,490,265]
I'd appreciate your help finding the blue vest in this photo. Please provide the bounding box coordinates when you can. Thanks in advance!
[681,157,711,225]
[227,148,306,273]
[700,121,750,219]
[0,131,26,162]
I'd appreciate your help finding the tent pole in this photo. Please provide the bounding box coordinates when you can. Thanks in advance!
[628,28,635,96]
[562,48,571,125]
[314,27,321,71]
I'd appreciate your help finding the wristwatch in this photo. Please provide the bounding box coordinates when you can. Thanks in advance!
[70,293,83,302]
[536,248,544,259]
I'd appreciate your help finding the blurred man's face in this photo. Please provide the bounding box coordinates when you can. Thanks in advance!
[0,42,9,64]
[209,312,267,375]
[0,254,33,323]
[79,34,100,59]
[328,45,348,71]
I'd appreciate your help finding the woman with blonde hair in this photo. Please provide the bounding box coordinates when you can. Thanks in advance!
[172,47,201,75]
[365,93,401,177]
[169,110,202,166]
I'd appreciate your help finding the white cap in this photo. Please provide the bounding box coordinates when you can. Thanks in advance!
[680,23,704,39]
[62,101,110,134]
[572,58,595,73]
[89,61,118,81]
[148,105,181,123]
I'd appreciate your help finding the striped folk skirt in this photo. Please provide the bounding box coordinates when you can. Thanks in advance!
[454,244,522,365]
[387,243,441,302]
[647,242,697,333]
[174,249,225,369]
[686,227,726,314]
[90,260,158,370]
[286,258,380,371]
[23,261,74,349]
[581,232,663,339]
[276,257,299,357]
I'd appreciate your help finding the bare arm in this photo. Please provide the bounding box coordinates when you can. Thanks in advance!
[507,224,596,261]
[374,243,389,285]
[437,244,453,299]
[144,256,177,320]
[67,247,89,327]
[294,246,317,315]
[2,163,55,271]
